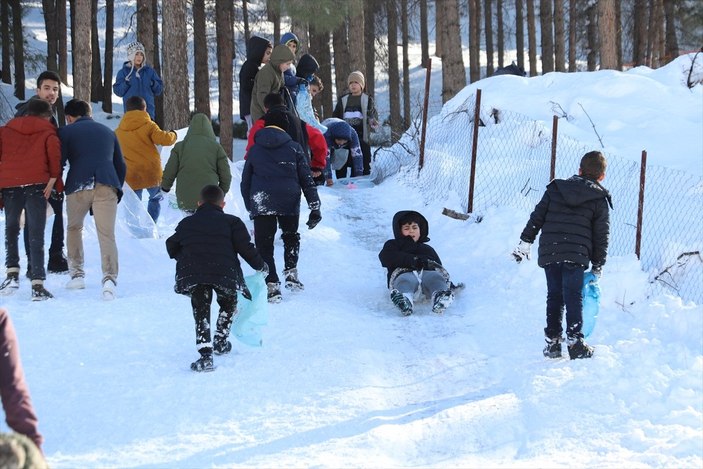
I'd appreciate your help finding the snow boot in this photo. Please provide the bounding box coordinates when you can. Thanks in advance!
[31,281,54,301]
[267,282,282,303]
[283,268,304,291]
[47,254,69,274]
[390,289,413,316]
[0,269,20,296]
[431,290,454,314]
[213,336,232,355]
[190,352,214,372]
[567,337,594,360]
[543,336,563,358]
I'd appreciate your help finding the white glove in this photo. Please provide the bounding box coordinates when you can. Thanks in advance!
[512,240,532,263]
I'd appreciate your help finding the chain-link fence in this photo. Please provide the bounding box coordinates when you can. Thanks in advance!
[372,91,703,304]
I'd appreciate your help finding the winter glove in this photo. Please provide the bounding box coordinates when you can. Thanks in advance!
[413,256,430,270]
[512,240,532,263]
[590,264,602,280]
[307,209,322,229]
[49,189,64,202]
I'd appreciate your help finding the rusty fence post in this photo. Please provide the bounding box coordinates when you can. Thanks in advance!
[467,89,481,214]
[636,150,647,259]
[550,115,558,180]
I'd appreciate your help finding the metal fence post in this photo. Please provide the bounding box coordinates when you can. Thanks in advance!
[636,150,647,259]
[467,89,481,214]
[550,115,558,180]
[418,58,432,172]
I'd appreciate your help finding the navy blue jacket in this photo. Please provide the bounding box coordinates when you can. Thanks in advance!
[520,175,611,268]
[166,203,266,297]
[240,127,320,217]
[59,117,126,198]
[378,211,442,286]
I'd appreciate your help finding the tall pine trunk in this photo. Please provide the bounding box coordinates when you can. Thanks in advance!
[363,0,376,97]
[90,0,103,102]
[1,1,9,84]
[216,0,234,159]
[442,0,466,101]
[598,0,618,70]
[632,0,647,65]
[554,0,566,71]
[516,0,525,70]
[102,0,113,113]
[242,0,250,43]
[386,0,401,139]
[539,0,555,72]
[420,0,429,68]
[348,0,365,72]
[309,28,333,118]
[469,0,480,82]
[526,0,537,76]
[42,0,58,71]
[73,0,91,101]
[10,0,24,99]
[497,0,505,68]
[193,0,211,116]
[484,0,494,76]
[162,0,189,130]
[332,22,350,97]
[568,0,577,71]
[401,0,410,128]
[57,0,67,83]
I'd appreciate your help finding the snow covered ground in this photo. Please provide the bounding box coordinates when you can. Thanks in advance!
[0,3,701,466]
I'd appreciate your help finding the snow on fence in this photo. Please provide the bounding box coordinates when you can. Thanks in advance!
[371,91,703,304]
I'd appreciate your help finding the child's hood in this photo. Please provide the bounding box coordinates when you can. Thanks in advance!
[116,109,152,132]
[246,36,272,63]
[253,126,293,150]
[185,113,216,140]
[269,44,295,68]
[296,54,319,78]
[392,210,430,242]
[551,175,612,208]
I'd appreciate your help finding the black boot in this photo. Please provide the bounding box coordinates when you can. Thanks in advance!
[543,336,563,358]
[567,337,594,360]
[191,351,214,372]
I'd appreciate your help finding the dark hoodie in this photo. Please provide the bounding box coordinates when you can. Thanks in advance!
[378,210,442,286]
[520,175,612,268]
[295,54,319,80]
[238,36,273,120]
[240,126,320,217]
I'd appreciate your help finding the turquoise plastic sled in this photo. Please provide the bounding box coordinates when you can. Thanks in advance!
[233,273,268,346]
[582,272,601,338]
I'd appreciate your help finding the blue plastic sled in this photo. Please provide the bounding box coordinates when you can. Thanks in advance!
[582,272,601,338]
[233,273,268,347]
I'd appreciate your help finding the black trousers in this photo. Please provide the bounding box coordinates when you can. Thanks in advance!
[24,192,65,264]
[190,284,238,355]
[253,215,300,284]
[544,262,585,340]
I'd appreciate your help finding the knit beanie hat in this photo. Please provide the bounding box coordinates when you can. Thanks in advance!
[264,108,289,131]
[280,32,299,47]
[127,41,146,64]
[348,70,365,90]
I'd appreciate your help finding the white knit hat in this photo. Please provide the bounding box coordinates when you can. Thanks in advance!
[127,41,146,64]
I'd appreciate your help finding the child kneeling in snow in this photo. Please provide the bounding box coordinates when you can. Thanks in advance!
[166,185,268,372]
[378,210,454,316]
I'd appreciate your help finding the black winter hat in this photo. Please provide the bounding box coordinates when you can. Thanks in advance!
[264,109,289,131]
[296,54,320,78]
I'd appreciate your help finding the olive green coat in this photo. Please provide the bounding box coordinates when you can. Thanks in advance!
[161,113,232,211]
[250,44,296,122]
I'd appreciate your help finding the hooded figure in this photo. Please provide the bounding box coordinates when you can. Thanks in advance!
[250,44,296,122]
[321,118,363,180]
[239,36,273,122]
[162,114,232,212]
[112,41,163,119]
[294,54,326,134]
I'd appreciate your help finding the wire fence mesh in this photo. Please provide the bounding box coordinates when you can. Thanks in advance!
[372,91,703,304]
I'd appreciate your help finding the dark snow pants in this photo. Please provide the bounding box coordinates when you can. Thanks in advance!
[190,284,237,355]
[253,215,300,284]
[544,262,585,341]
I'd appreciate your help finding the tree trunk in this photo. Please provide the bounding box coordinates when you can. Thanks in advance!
[193,0,211,116]
[242,0,250,43]
[568,0,576,71]
[469,0,480,82]
[387,0,401,140]
[598,0,618,69]
[652,0,665,67]
[435,0,443,57]
[57,0,68,83]
[73,0,91,101]
[69,0,76,85]
[152,0,164,126]
[442,0,466,102]
[267,0,280,45]
[363,0,376,97]
[10,0,24,99]
[632,0,647,65]
[526,0,537,75]
[162,0,189,130]
[137,0,155,69]
[516,0,525,70]
[401,0,410,128]
[348,0,365,72]
[102,0,113,113]
[615,0,622,69]
[2,1,11,84]
[42,0,58,71]
[90,0,103,102]
[420,0,429,67]
[497,0,504,68]
[484,0,494,76]
[539,0,555,72]
[216,0,234,159]
[663,0,678,64]
[553,0,566,71]
[332,22,349,97]
[586,3,598,70]
[309,27,333,118]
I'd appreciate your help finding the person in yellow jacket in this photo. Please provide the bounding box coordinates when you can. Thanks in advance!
[115,96,177,222]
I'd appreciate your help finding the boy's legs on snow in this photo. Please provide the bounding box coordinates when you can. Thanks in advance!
[2,188,25,273]
[66,190,94,280]
[390,272,419,315]
[213,286,237,355]
[24,186,48,282]
[420,270,453,313]
[359,140,372,175]
[544,263,591,359]
[190,284,214,371]
[253,216,279,284]
[279,215,303,291]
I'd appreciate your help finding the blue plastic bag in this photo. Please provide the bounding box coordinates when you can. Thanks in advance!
[233,273,268,347]
[582,272,601,338]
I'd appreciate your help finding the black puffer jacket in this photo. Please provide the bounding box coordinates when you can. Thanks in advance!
[378,210,442,287]
[520,175,612,268]
[165,203,266,297]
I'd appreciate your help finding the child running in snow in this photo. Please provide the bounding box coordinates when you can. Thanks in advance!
[512,151,611,360]
[166,185,268,372]
[379,210,454,316]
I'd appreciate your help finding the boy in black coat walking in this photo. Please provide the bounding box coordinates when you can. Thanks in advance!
[166,185,267,372]
[512,151,612,360]
[379,210,454,316]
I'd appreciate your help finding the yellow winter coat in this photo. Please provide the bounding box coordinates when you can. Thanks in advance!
[115,110,177,190]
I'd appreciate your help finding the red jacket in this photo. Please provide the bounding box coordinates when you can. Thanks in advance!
[0,116,63,191]
[0,308,43,450]
[245,118,328,171]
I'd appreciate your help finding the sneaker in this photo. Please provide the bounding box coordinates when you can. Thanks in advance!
[543,336,563,358]
[431,290,454,314]
[0,272,19,296]
[102,279,116,301]
[31,283,54,301]
[283,268,304,291]
[267,282,282,303]
[66,276,86,290]
[213,336,232,355]
[190,354,214,372]
[567,337,594,360]
[390,289,413,316]
[47,255,69,274]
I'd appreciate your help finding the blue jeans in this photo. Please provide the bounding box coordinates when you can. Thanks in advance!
[544,262,585,340]
[2,185,48,280]
[135,186,162,222]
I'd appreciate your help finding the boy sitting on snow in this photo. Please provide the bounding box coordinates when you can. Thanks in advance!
[378,210,454,316]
